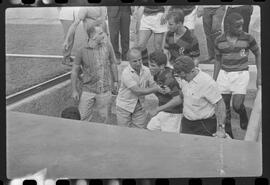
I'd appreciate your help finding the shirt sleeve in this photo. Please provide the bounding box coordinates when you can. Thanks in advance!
[121,70,137,89]
[203,81,222,105]
[248,34,259,53]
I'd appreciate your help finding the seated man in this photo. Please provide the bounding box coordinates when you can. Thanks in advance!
[165,10,200,68]
[173,56,227,138]
[71,25,118,124]
[116,48,165,128]
[147,51,183,133]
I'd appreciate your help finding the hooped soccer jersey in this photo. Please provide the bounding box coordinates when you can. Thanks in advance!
[165,27,200,64]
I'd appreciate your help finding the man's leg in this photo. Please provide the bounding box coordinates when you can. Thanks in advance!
[137,30,152,66]
[238,5,253,33]
[120,11,131,61]
[95,92,113,124]
[211,6,225,44]
[222,94,234,138]
[232,94,249,130]
[153,32,165,51]
[78,91,96,122]
[132,102,148,129]
[202,8,216,61]
[108,16,121,60]
[116,106,132,127]
[61,19,75,65]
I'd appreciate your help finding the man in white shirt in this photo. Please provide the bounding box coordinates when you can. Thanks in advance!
[116,48,165,128]
[173,55,227,138]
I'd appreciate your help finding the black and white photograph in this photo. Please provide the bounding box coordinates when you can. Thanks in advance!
[6,4,262,183]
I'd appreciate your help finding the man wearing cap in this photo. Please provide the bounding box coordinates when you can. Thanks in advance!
[147,51,183,133]
[116,48,166,128]
[173,55,227,138]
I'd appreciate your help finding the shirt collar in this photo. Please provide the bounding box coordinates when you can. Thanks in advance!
[128,64,146,76]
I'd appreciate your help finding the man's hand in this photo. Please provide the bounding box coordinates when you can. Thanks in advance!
[149,108,159,118]
[72,90,80,102]
[158,85,171,94]
[63,41,69,51]
[256,76,261,89]
[160,13,167,25]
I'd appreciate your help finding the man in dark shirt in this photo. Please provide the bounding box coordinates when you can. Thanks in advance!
[147,51,183,133]
[165,10,200,68]
[214,13,261,138]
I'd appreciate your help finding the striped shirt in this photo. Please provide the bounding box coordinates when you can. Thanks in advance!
[144,6,165,15]
[165,27,200,65]
[214,32,259,72]
[75,39,115,94]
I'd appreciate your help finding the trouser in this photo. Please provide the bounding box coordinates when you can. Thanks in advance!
[224,5,253,33]
[78,91,112,123]
[108,11,131,60]
[181,115,217,137]
[202,6,226,59]
[116,101,147,129]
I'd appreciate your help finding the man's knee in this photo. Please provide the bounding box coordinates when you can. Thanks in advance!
[232,101,244,112]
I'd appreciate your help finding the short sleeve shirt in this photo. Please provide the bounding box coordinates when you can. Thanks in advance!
[165,27,200,65]
[75,39,115,94]
[116,65,156,113]
[181,70,222,120]
[153,67,183,114]
[215,32,259,72]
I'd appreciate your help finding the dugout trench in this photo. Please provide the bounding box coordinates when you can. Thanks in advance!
[6,56,262,179]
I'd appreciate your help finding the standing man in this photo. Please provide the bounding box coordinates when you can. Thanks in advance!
[214,13,261,138]
[71,25,118,124]
[147,51,183,133]
[135,6,170,66]
[165,11,200,67]
[58,7,80,66]
[107,6,132,61]
[197,5,226,63]
[116,48,165,128]
[173,56,227,138]
[224,5,253,33]
[63,7,107,59]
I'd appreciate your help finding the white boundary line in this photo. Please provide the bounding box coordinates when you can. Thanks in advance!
[5,54,257,72]
[6,54,75,59]
[6,71,71,100]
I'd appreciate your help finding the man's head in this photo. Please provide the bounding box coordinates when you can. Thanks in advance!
[127,48,143,72]
[225,12,244,36]
[86,25,106,45]
[173,55,196,82]
[149,50,167,76]
[61,107,81,120]
[167,10,185,33]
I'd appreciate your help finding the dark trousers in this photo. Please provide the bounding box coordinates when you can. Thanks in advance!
[202,6,226,59]
[224,6,253,33]
[108,10,130,60]
[181,115,217,137]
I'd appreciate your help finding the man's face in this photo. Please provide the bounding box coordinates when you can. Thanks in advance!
[92,26,106,44]
[168,18,179,33]
[230,19,244,36]
[177,70,193,82]
[149,61,163,76]
[129,52,142,72]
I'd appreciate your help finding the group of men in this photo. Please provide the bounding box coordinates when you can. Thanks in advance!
[61,5,261,141]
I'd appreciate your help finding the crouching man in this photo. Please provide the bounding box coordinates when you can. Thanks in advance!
[147,51,183,133]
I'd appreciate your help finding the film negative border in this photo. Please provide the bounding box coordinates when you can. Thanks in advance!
[1,0,270,185]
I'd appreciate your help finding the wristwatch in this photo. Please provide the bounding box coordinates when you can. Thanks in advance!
[218,124,225,129]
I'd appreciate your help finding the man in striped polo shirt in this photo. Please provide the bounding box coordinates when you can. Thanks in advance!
[165,10,200,68]
[213,12,261,138]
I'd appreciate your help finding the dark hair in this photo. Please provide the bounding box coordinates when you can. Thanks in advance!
[173,55,195,74]
[149,50,167,66]
[61,107,81,120]
[167,10,185,24]
[224,12,244,31]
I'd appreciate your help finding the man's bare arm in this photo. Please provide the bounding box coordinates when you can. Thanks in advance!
[213,55,222,81]
[71,64,81,93]
[253,49,261,87]
[130,85,160,96]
